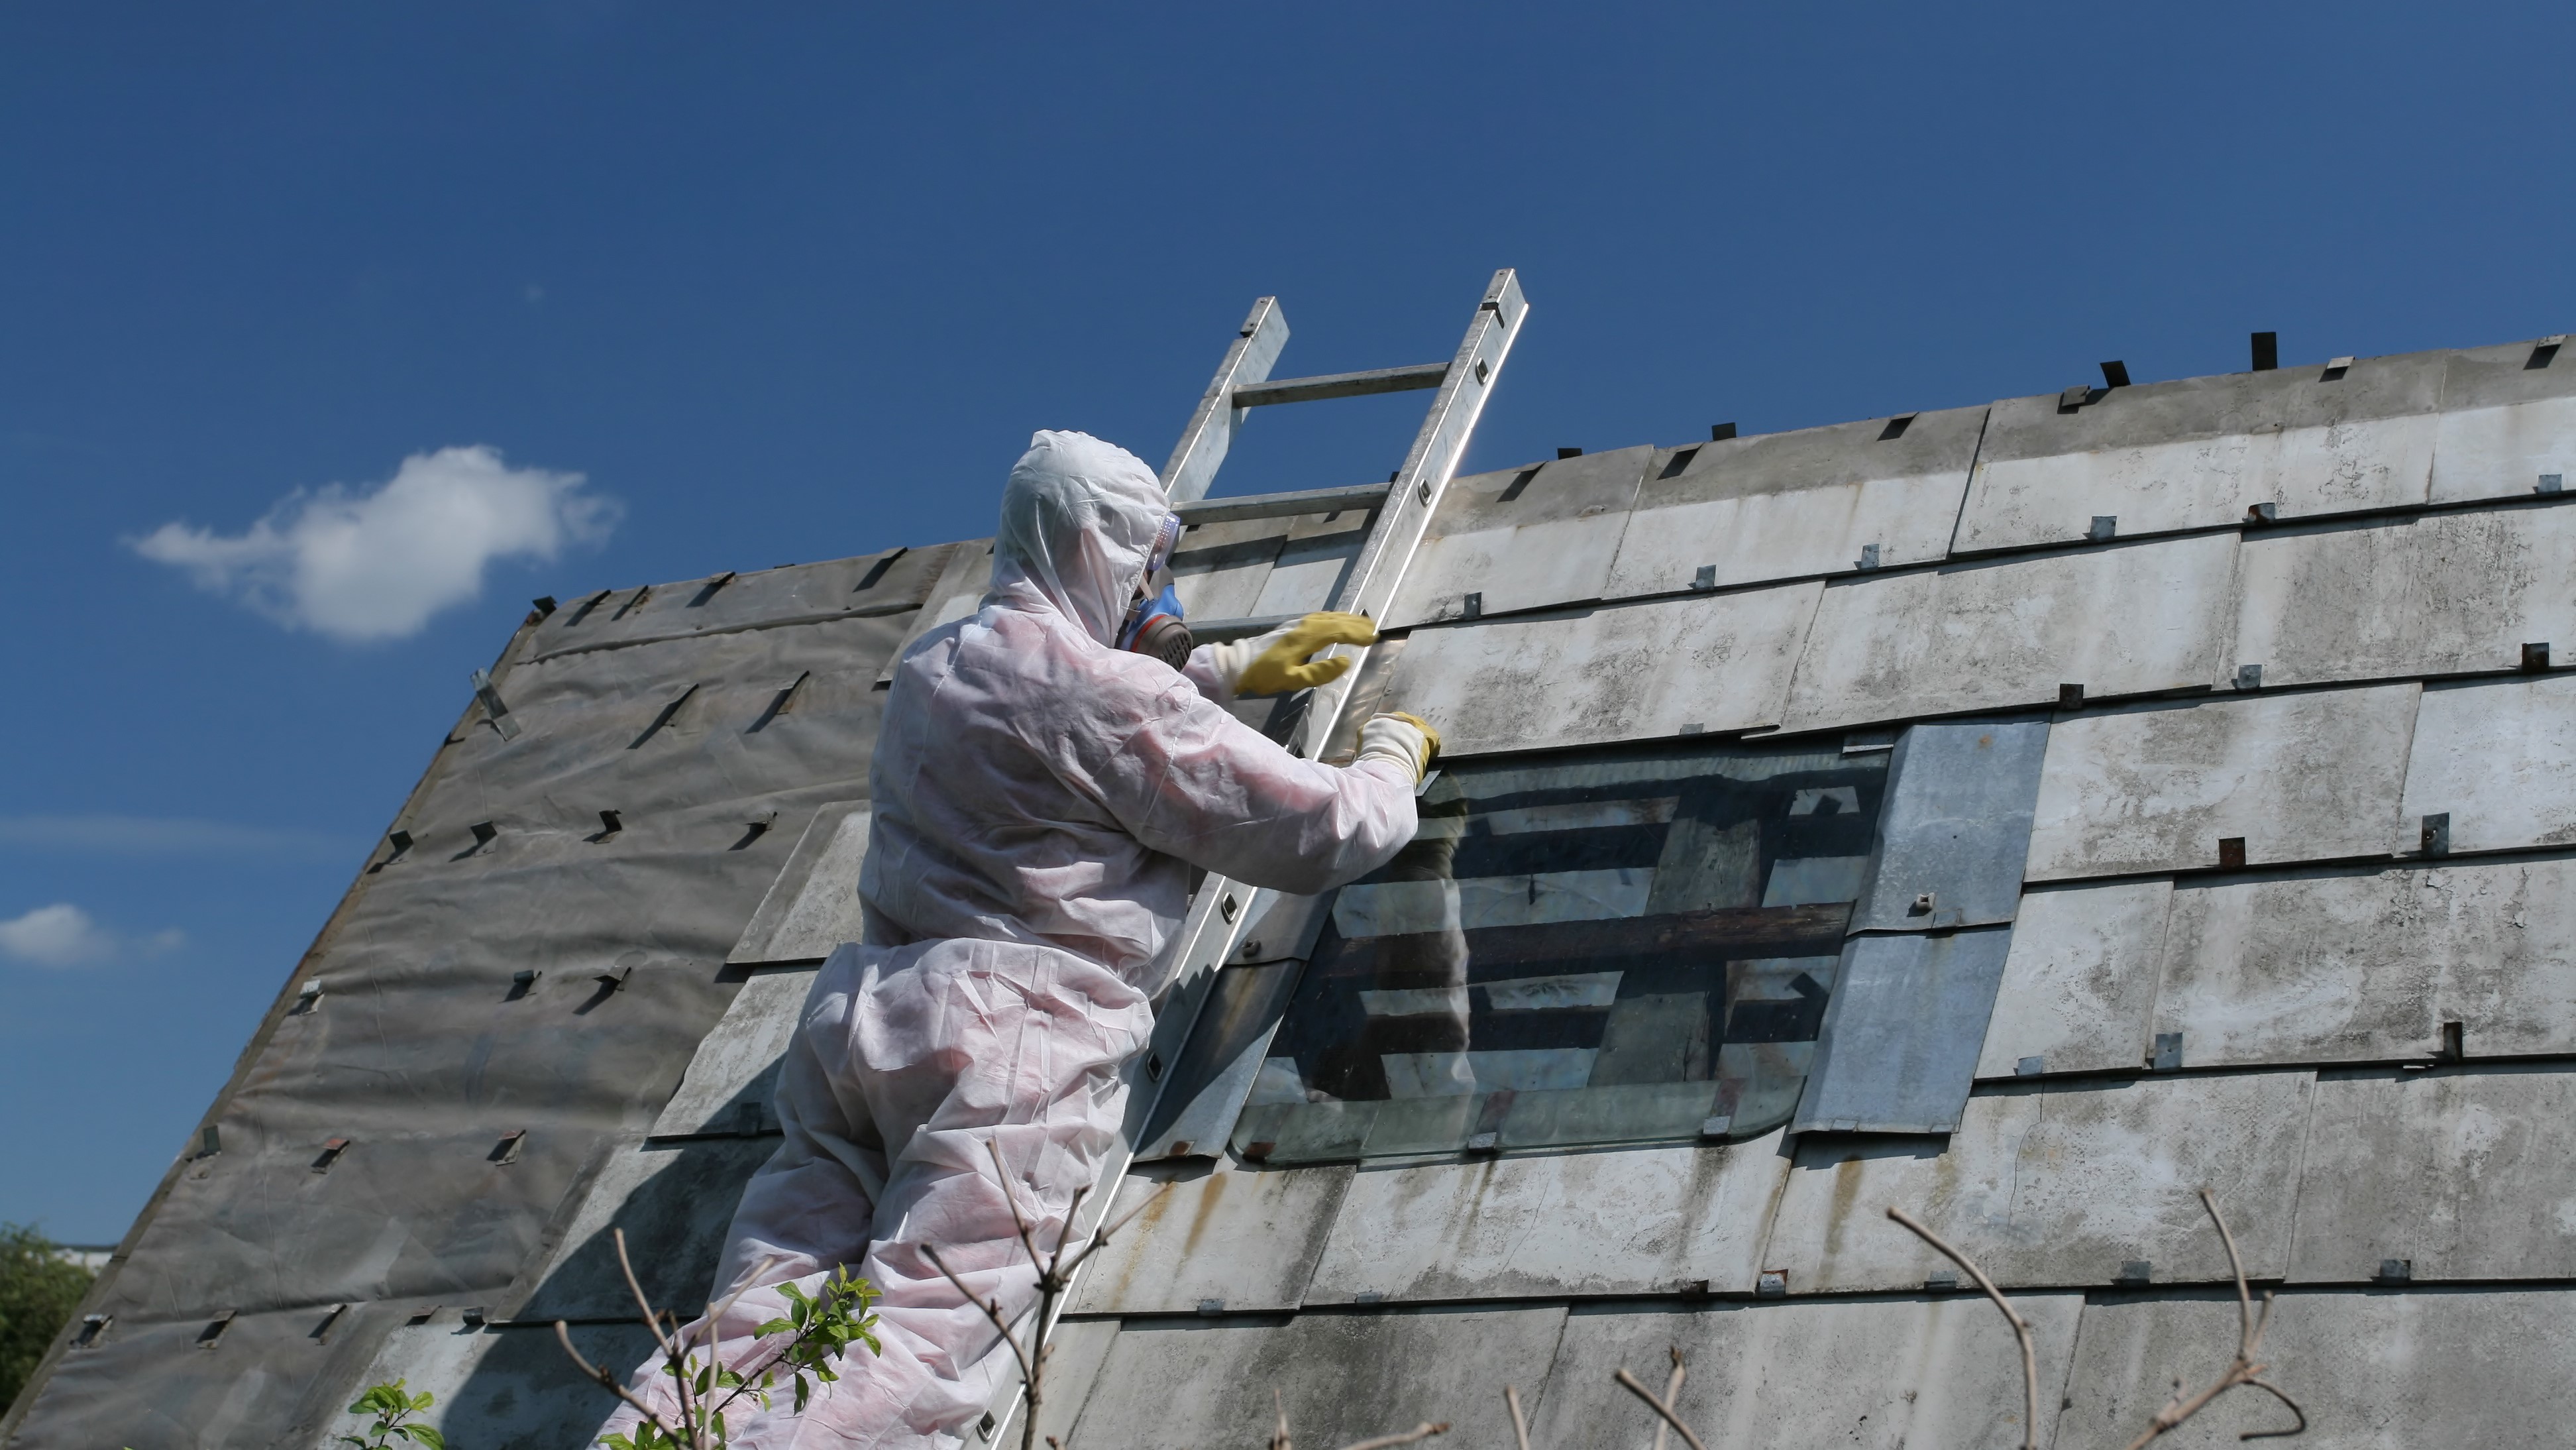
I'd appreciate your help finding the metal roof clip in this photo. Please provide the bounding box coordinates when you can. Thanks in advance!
[2088,515,2118,542]
[2420,813,2450,858]
[1854,543,1880,571]
[2322,356,2355,379]
[2233,664,2264,691]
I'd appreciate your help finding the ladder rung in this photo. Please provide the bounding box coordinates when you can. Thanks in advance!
[1232,362,1449,408]
[1173,481,1392,527]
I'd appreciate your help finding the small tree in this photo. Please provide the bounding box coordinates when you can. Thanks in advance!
[1,1223,97,1414]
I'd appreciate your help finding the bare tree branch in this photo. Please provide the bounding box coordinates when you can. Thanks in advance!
[1334,1423,1449,1450]
[555,1317,682,1443]
[1651,1347,1686,1450]
[1885,1207,2039,1450]
[1503,1384,1530,1450]
[1613,1369,1708,1450]
[922,1243,1040,1392]
[615,1228,702,1441]
[2120,1189,2306,1449]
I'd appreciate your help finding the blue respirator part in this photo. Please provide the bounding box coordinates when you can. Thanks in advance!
[1118,583,1194,667]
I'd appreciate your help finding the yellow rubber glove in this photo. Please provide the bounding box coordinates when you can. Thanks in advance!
[1356,712,1441,782]
[1383,710,1441,765]
[1235,611,1378,697]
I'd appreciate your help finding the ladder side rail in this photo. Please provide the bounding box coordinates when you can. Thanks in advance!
[1160,297,1289,505]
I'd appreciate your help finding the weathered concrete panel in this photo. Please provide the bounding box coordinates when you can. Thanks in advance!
[2400,675,2576,855]
[1305,1132,1793,1304]
[875,539,993,683]
[1777,534,2239,736]
[2229,506,2576,688]
[2153,865,2499,1069]
[2423,855,2576,1057]
[2023,687,2418,881]
[1251,508,1374,616]
[983,1317,1121,1450]
[1167,514,1291,620]
[2290,1066,2576,1283]
[1975,879,2172,1079]
[1527,1294,2083,1450]
[1851,719,2051,932]
[729,801,871,964]
[1762,1074,2312,1292]
[1069,1158,1353,1314]
[1383,582,1823,755]
[1793,929,2013,1135]
[510,1136,775,1321]
[1955,355,2444,553]
[2430,337,2576,505]
[1385,447,1651,626]
[1070,1305,1569,1450]
[1601,408,1986,598]
[650,966,816,1138]
[2060,1288,2576,1449]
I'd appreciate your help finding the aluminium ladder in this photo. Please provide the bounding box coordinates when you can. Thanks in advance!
[976,268,1530,1444]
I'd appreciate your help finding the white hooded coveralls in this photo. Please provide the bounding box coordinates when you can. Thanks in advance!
[602,431,1419,1448]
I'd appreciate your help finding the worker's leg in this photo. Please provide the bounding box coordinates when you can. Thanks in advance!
[596,948,892,1449]
[792,936,1152,1449]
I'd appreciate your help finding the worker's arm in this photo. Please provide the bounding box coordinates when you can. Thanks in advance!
[1183,612,1377,706]
[1085,676,1421,897]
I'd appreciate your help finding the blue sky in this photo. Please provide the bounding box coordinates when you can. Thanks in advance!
[3,3,2570,1241]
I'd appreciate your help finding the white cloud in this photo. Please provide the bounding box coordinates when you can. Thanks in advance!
[130,445,617,641]
[0,903,182,970]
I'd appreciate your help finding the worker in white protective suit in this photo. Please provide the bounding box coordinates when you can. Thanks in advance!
[600,430,1439,1449]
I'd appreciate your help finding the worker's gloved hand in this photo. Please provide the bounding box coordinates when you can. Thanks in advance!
[1216,612,1379,698]
[1356,711,1440,783]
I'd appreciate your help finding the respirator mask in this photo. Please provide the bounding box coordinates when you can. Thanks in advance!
[1115,513,1193,668]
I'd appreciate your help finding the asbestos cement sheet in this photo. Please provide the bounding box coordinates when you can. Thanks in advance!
[2061,1287,2576,1449]
[1167,514,1292,620]
[2290,1066,2576,1283]
[1791,928,2013,1135]
[650,965,818,1138]
[510,1135,776,1321]
[531,543,948,664]
[2429,337,2576,505]
[1380,581,1824,756]
[728,801,871,965]
[4,1300,429,1450]
[95,960,728,1327]
[1761,1072,2313,1292]
[1602,408,1986,600]
[2022,685,2420,881]
[1136,958,1303,1161]
[2153,865,2457,1069]
[1526,1293,2084,1450]
[2229,505,2576,688]
[978,1317,1122,1450]
[1974,879,2173,1080]
[2421,854,2576,1057]
[327,1318,655,1450]
[1953,354,2444,553]
[1068,1304,1570,1450]
[1383,447,1652,627]
[1250,508,1374,616]
[1067,1160,1354,1314]
[875,539,993,683]
[1850,719,2051,932]
[2400,675,2576,855]
[1776,533,2239,736]
[1303,1131,1794,1303]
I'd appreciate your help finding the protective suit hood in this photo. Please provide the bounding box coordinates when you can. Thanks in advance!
[991,430,1170,646]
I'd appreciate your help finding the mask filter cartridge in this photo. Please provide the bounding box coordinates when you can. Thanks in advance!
[1120,583,1194,669]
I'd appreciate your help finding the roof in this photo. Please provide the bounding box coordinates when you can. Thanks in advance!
[8,330,2574,1449]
